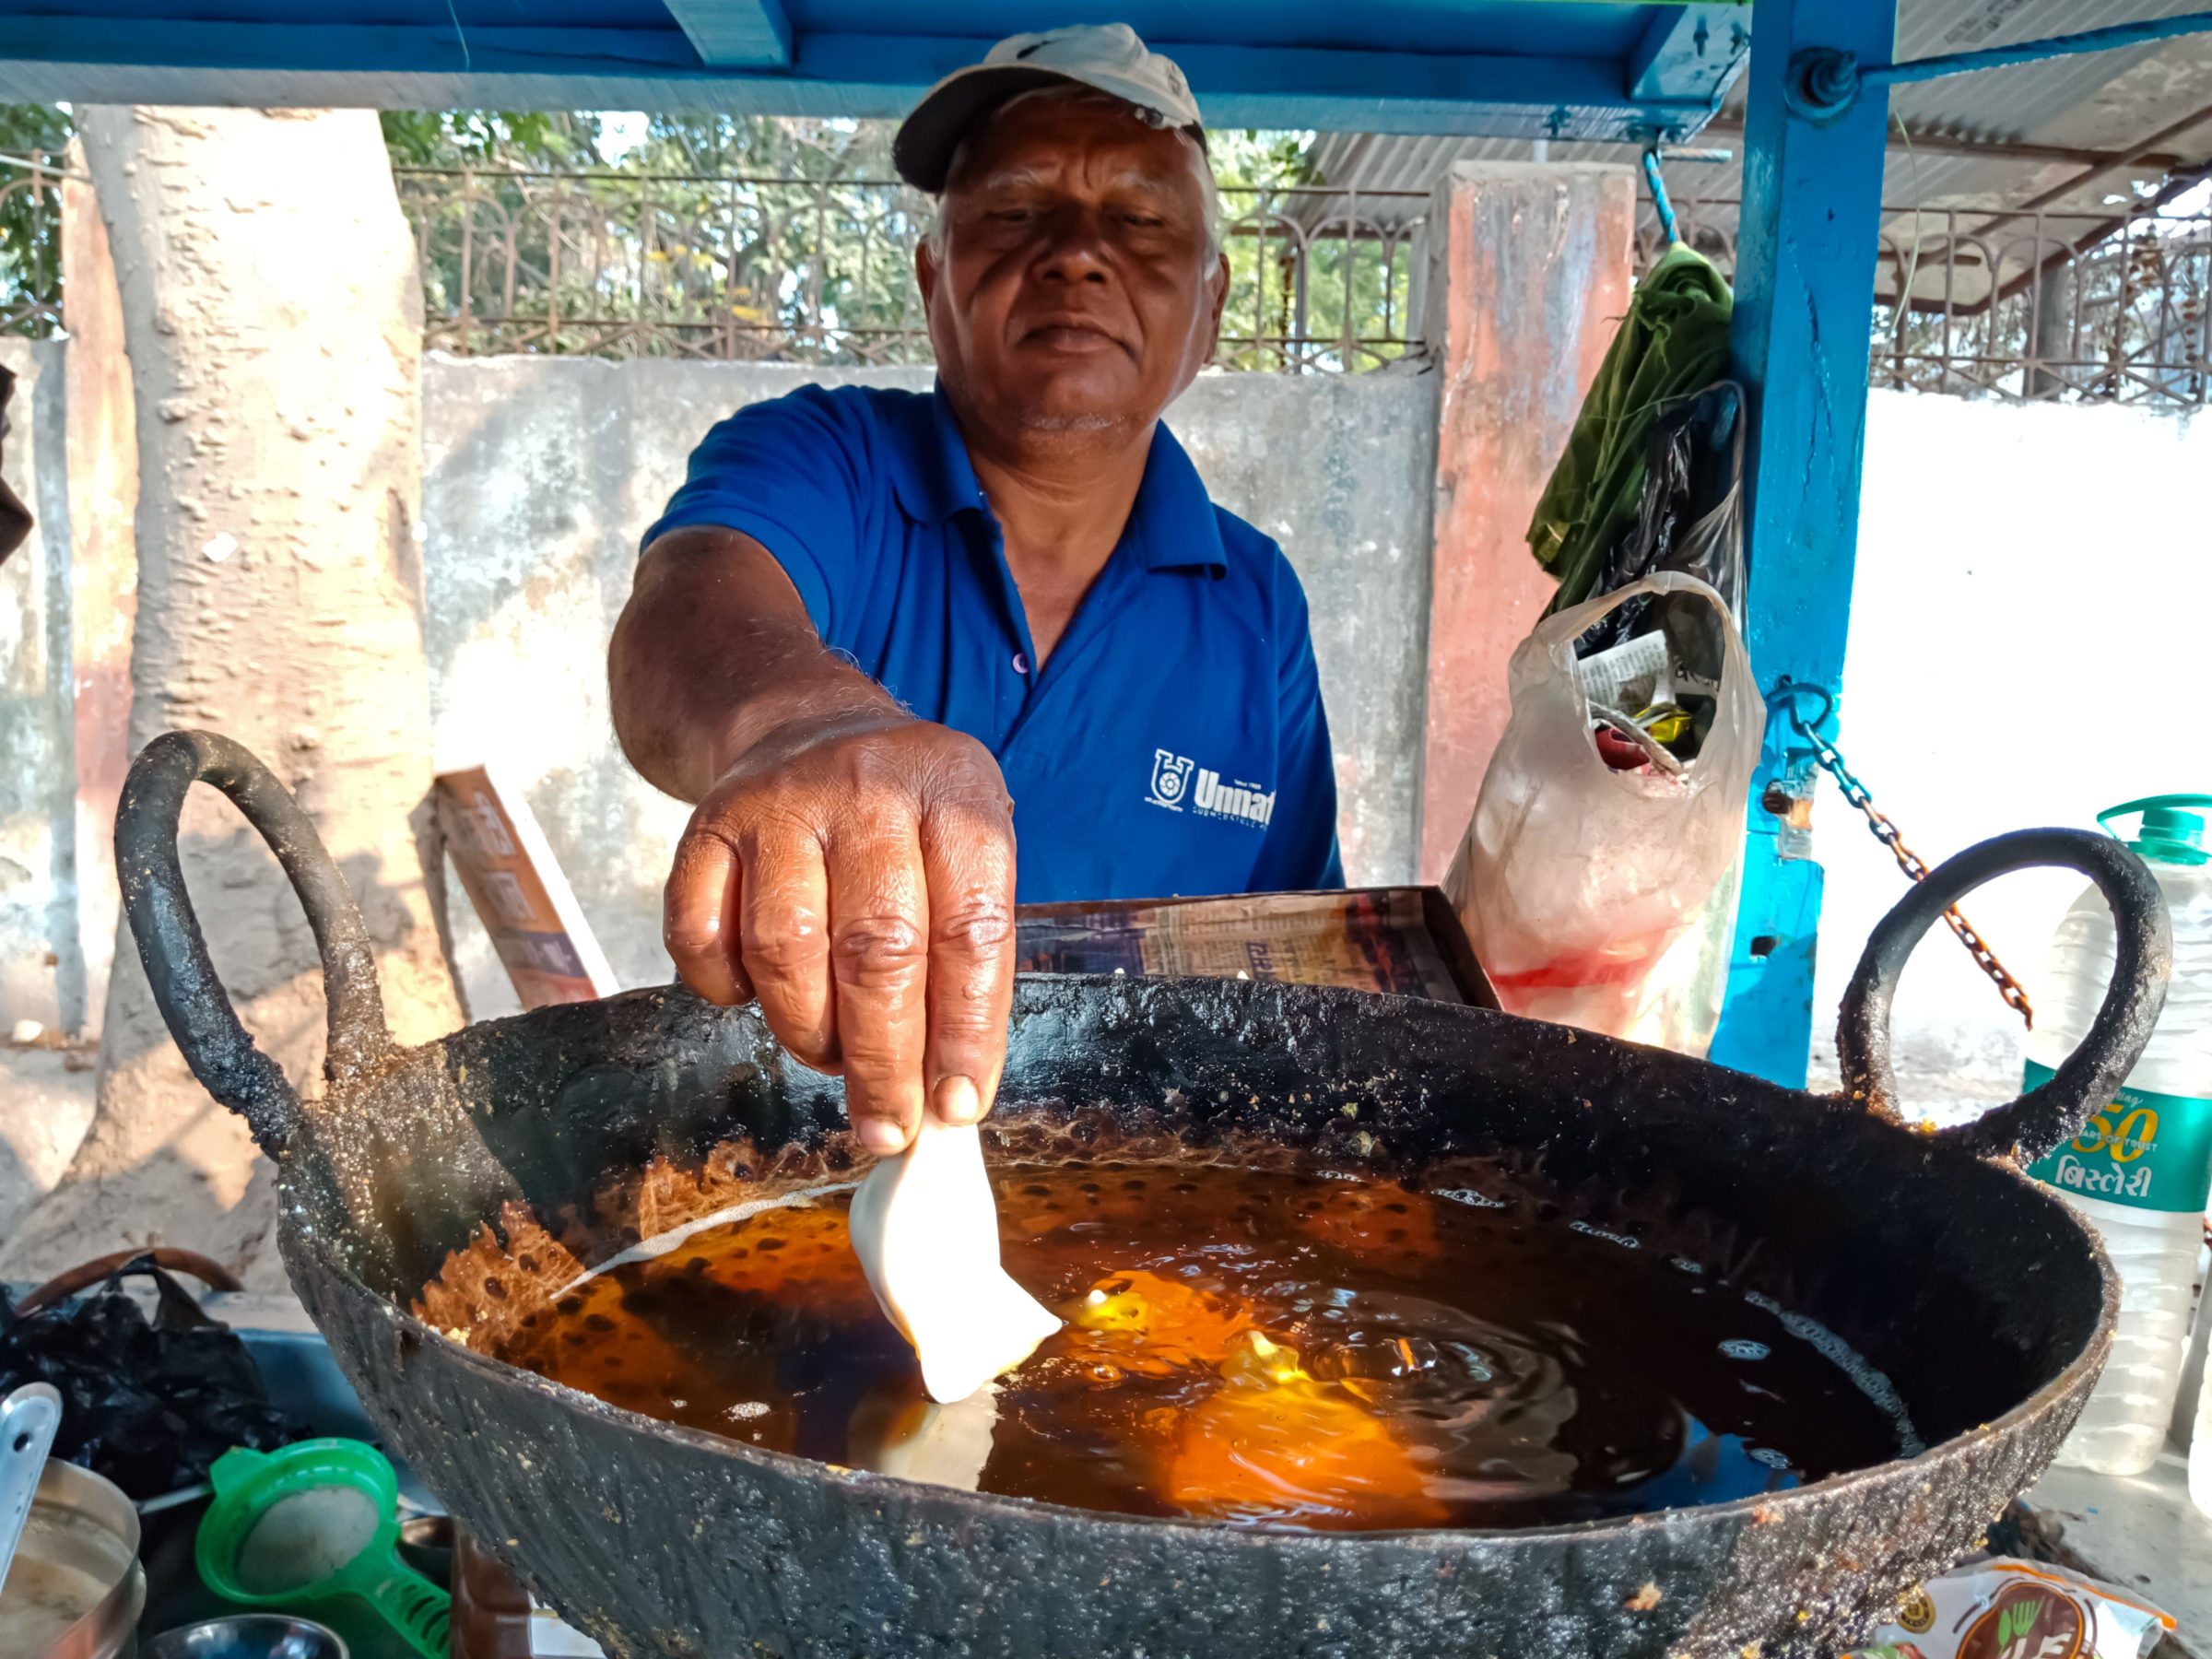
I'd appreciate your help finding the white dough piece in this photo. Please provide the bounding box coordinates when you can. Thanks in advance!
[848,1117,1061,1403]
[848,1384,1004,1491]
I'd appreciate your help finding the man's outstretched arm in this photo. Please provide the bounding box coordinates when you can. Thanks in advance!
[610,524,1018,1154]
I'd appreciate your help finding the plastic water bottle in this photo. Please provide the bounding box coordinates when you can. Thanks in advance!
[2188,1295,2212,1514]
[2025,796,2212,1477]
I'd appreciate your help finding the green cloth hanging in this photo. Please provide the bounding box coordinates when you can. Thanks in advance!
[1527,244,1734,611]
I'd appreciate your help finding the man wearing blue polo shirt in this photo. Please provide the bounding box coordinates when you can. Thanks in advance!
[608,24,1341,1159]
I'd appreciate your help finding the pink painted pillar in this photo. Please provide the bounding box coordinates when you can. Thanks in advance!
[63,140,137,1038]
[1418,161,1634,878]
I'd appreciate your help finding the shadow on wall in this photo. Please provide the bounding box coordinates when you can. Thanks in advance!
[0,1053,84,1243]
[419,358,933,1010]
[0,826,441,1282]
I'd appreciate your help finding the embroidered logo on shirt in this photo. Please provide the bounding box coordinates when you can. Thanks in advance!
[1147,749,1194,810]
[1146,750,1274,830]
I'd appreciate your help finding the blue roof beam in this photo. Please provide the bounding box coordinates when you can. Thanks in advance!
[1627,4,1753,112]
[0,18,1740,142]
[663,0,791,70]
[796,34,1740,141]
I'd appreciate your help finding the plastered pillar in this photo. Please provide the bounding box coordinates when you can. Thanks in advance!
[62,136,136,1040]
[1417,160,1634,877]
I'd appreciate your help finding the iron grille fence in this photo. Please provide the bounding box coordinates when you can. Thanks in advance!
[391,167,1429,372]
[4,150,2206,406]
[1640,194,2212,408]
[0,149,64,338]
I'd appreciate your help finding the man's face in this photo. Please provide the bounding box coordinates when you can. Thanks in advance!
[919,93,1229,444]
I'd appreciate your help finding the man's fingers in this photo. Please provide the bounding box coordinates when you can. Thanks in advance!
[740,824,838,1070]
[664,827,751,1006]
[920,797,1017,1127]
[826,822,932,1156]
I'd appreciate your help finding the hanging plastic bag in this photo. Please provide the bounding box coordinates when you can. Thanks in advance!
[1445,571,1764,1054]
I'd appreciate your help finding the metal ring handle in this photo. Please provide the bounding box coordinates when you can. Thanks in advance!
[1837,827,2171,1164]
[116,730,393,1157]
[17,1246,245,1314]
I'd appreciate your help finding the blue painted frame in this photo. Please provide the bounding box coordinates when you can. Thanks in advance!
[1707,0,1895,1086]
[0,5,1747,141]
[662,0,792,68]
[1627,4,1752,106]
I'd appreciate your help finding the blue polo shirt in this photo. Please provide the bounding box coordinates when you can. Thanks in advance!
[644,382,1342,904]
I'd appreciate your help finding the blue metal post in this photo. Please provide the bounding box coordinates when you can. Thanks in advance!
[1707,0,1895,1086]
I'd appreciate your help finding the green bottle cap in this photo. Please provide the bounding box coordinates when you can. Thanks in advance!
[2099,794,2212,866]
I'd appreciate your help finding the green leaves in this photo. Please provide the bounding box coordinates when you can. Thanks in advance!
[0,102,73,337]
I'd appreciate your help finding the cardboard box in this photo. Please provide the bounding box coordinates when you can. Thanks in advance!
[1015,887,1496,1008]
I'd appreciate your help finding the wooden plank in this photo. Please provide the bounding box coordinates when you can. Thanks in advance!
[662,0,790,68]
[435,765,621,1012]
[1707,0,1895,1086]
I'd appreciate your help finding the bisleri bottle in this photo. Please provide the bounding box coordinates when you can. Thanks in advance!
[2188,1294,2212,1515]
[2027,796,2212,1477]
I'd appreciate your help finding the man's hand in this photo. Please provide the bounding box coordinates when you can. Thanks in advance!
[611,526,1021,1154]
[663,712,1018,1155]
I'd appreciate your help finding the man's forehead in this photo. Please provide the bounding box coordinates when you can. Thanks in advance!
[952,98,1196,190]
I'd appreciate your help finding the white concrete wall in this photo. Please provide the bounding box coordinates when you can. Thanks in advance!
[0,340,78,1038]
[0,339,99,1244]
[3,351,2200,1106]
[421,357,1439,1017]
[1807,391,2212,1112]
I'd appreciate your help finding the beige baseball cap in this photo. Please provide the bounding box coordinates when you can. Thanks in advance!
[893,22,1206,194]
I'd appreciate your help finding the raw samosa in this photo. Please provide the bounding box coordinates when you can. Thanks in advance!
[848,1118,1060,1403]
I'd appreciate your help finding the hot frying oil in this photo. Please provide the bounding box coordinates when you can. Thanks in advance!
[486,1162,1912,1530]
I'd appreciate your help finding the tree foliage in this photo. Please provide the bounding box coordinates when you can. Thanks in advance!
[380,109,1427,367]
[387,112,935,359]
[6,100,2203,394]
[379,110,607,171]
[0,100,1422,368]
[0,102,74,334]
[1207,127,1419,370]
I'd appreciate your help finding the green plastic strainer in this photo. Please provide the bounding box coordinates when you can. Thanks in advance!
[196,1439,451,1659]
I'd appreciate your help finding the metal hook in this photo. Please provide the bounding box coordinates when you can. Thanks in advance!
[1771,675,1835,736]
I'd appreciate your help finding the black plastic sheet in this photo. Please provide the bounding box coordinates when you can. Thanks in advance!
[1571,382,1743,665]
[0,1253,300,1499]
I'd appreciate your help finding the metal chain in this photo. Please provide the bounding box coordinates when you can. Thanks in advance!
[1775,681,2034,1029]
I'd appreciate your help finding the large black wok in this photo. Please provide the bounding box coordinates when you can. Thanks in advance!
[117,731,2172,1659]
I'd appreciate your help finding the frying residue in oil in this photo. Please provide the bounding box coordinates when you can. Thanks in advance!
[482,1162,1916,1530]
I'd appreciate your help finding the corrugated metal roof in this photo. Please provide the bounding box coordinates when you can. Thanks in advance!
[1294,0,2212,303]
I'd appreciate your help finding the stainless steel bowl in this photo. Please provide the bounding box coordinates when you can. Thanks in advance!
[1,1458,147,1659]
[146,1615,349,1659]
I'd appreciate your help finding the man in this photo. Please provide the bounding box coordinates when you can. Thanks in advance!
[609,24,1341,1159]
